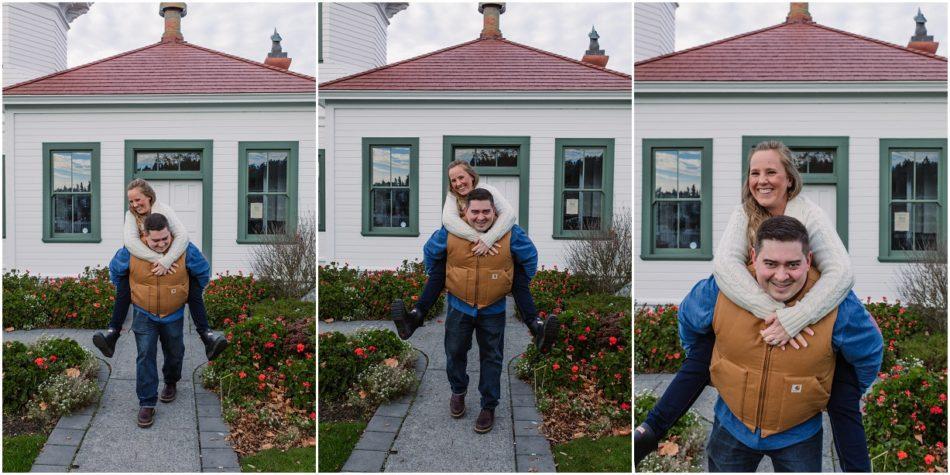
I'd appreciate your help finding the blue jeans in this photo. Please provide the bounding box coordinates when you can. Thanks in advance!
[417,257,538,324]
[110,273,210,334]
[444,307,505,409]
[644,333,870,471]
[707,418,822,472]
[132,310,185,407]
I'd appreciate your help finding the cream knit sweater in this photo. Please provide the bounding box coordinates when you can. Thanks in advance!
[124,201,190,269]
[712,195,854,338]
[442,183,517,247]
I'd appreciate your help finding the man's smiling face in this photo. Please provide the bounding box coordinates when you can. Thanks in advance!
[751,239,812,303]
[463,199,496,232]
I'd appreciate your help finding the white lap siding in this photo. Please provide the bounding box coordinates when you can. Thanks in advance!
[3,105,316,277]
[322,102,632,270]
[634,94,948,304]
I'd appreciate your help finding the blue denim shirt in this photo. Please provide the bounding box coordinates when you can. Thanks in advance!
[678,275,883,450]
[423,225,538,317]
[109,242,210,324]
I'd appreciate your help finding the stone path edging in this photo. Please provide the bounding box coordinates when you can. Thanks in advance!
[341,349,429,472]
[30,357,111,472]
[508,356,557,473]
[193,362,241,472]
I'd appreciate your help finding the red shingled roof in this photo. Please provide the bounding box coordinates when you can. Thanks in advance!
[319,37,631,91]
[635,20,947,81]
[4,41,315,95]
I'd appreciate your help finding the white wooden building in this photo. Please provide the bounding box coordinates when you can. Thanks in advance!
[3,3,316,277]
[319,3,632,270]
[634,4,948,303]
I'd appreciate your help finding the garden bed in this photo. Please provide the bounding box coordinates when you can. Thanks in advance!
[317,260,445,322]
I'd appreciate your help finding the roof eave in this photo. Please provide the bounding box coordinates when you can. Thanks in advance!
[3,92,316,106]
[318,90,631,103]
[633,81,948,94]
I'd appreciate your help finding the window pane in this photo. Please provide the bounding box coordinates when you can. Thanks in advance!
[915,150,939,200]
[581,191,602,231]
[53,195,73,234]
[578,148,604,189]
[654,201,678,248]
[267,152,288,193]
[456,147,518,167]
[914,202,939,251]
[654,150,677,198]
[390,147,410,187]
[248,152,266,192]
[655,201,701,249]
[266,195,287,234]
[372,189,392,227]
[372,147,392,186]
[178,151,201,171]
[563,149,583,189]
[496,147,518,167]
[891,150,914,200]
[247,194,264,235]
[890,202,911,251]
[679,201,702,250]
[562,190,580,231]
[791,148,834,174]
[135,152,158,173]
[70,152,92,192]
[454,148,475,163]
[678,150,701,198]
[74,194,91,234]
[392,189,410,228]
[53,152,78,192]
[136,151,200,172]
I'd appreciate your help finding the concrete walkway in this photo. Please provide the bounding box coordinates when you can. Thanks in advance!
[636,373,841,472]
[8,314,239,472]
[320,299,549,472]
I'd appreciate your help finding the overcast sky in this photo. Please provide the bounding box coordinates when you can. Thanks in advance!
[387,2,632,75]
[675,2,947,57]
[66,2,316,77]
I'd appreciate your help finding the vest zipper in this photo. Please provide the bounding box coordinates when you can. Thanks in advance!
[755,345,773,429]
[474,253,480,308]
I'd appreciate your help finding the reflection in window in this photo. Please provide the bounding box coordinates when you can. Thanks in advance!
[454,146,518,167]
[135,151,201,172]
[561,147,606,231]
[51,151,93,234]
[371,146,412,229]
[654,149,702,249]
[790,148,834,174]
[889,149,940,251]
[246,151,290,235]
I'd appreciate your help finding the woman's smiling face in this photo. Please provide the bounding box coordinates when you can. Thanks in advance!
[449,165,475,196]
[127,187,152,215]
[748,149,791,214]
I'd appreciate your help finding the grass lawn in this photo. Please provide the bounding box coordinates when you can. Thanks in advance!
[2,434,48,472]
[240,446,316,472]
[553,435,631,472]
[318,421,367,472]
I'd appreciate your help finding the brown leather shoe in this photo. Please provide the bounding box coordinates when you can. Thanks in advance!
[474,408,494,433]
[450,393,465,418]
[137,407,155,428]
[160,383,177,403]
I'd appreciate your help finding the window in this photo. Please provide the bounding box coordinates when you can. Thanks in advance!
[319,149,326,232]
[742,136,849,247]
[879,139,947,261]
[42,142,101,242]
[362,138,419,236]
[238,142,299,243]
[553,138,615,239]
[640,139,712,260]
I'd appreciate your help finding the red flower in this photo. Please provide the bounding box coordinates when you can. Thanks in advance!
[608,337,618,346]
[258,374,266,382]
[296,343,305,353]
[368,346,377,352]
[897,451,908,460]
[258,383,266,391]
[309,412,316,421]
[571,365,579,374]
[552,363,560,371]
[238,371,247,379]
[584,326,591,333]
[49,355,57,363]
[271,333,279,340]
[264,341,275,349]
[578,335,587,342]
[931,405,943,415]
[34,357,45,367]
[303,381,311,389]
[93,302,101,308]
[925,454,935,465]
[620,402,631,411]
[355,347,366,358]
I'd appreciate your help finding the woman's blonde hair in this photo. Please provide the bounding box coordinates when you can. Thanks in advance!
[127,178,157,230]
[446,160,480,213]
[741,141,803,244]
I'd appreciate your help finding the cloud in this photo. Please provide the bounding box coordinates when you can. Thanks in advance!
[387,2,631,74]
[66,3,316,77]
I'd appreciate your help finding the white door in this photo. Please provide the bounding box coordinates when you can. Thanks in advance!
[150,181,203,251]
[800,184,836,227]
[480,176,520,225]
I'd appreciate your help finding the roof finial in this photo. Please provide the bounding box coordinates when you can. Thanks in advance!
[908,7,938,54]
[586,26,604,56]
[269,28,286,57]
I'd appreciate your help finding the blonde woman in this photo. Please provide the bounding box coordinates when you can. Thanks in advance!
[93,179,228,361]
[635,141,873,471]
[391,160,558,351]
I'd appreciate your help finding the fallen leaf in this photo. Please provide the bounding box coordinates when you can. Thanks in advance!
[39,402,48,411]
[65,368,81,378]
[915,433,924,443]
[612,427,632,436]
[5,327,13,332]
[261,443,273,450]
[359,390,367,400]
[572,431,586,439]
[383,358,399,368]
[323,318,334,323]
[303,437,315,447]
[658,441,680,457]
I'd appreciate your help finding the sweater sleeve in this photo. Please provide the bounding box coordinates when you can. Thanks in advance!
[124,211,164,262]
[154,202,190,269]
[775,198,854,337]
[478,183,516,247]
[712,205,785,319]
[442,192,482,242]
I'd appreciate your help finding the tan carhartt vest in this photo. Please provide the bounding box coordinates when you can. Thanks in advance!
[710,267,837,438]
[445,231,513,309]
[129,237,189,318]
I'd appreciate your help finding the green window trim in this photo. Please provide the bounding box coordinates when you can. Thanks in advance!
[878,138,948,262]
[741,136,850,248]
[124,139,214,266]
[362,137,420,237]
[553,138,615,239]
[441,135,530,232]
[237,141,300,244]
[318,149,326,232]
[317,3,323,64]
[640,138,713,260]
[42,142,102,243]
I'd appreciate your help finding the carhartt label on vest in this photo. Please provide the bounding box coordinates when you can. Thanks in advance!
[791,384,802,393]
[491,273,498,280]
[171,289,176,294]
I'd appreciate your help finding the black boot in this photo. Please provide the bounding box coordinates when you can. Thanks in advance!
[92,328,121,358]
[391,300,423,340]
[634,423,659,468]
[527,315,559,352]
[199,330,228,361]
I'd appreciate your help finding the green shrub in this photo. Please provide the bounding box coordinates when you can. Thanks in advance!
[251,298,315,322]
[2,267,113,330]
[318,329,415,409]
[864,359,947,472]
[317,261,445,321]
[634,304,685,374]
[203,273,272,328]
[345,362,417,411]
[893,332,947,372]
[527,267,592,316]
[26,369,100,423]
[2,270,47,330]
[635,393,705,473]
[3,338,95,415]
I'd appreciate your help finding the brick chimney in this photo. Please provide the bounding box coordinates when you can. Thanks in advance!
[908,8,939,54]
[786,3,812,23]
[159,3,186,43]
[478,3,505,39]
[264,28,292,70]
[581,26,609,68]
